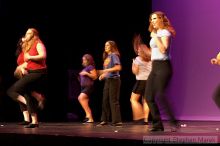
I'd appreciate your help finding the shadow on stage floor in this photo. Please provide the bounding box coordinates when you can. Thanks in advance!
[0,121,220,145]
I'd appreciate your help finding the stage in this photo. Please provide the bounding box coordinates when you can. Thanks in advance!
[0,121,219,145]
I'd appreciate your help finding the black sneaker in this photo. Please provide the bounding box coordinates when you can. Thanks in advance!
[111,122,123,127]
[133,119,149,125]
[149,127,164,132]
[18,121,30,125]
[143,122,149,125]
[96,121,108,126]
[83,119,94,124]
[24,123,39,128]
[83,118,89,123]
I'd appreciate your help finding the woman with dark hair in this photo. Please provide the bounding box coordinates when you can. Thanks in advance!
[97,40,122,127]
[78,54,97,123]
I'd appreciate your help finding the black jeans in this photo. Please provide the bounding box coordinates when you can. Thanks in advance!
[101,77,122,124]
[145,60,176,128]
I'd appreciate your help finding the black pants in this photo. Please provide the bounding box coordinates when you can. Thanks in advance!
[7,71,47,114]
[145,60,176,128]
[101,77,122,124]
[213,84,220,108]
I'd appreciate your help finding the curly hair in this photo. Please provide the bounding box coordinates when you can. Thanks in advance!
[148,11,176,37]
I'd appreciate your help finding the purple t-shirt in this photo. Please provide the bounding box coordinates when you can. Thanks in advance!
[80,65,95,87]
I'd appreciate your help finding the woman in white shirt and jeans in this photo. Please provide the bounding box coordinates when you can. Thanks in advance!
[144,11,178,132]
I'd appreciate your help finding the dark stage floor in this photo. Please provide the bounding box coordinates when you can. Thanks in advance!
[0,121,219,145]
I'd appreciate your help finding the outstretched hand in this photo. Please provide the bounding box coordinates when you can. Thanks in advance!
[211,58,218,65]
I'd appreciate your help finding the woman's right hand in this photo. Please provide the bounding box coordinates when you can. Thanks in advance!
[99,73,107,81]
[14,67,23,79]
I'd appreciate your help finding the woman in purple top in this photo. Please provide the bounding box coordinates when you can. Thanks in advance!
[78,54,97,123]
